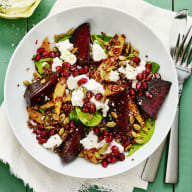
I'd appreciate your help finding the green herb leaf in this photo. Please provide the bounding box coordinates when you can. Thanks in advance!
[34,58,52,74]
[58,35,72,42]
[75,107,102,127]
[69,110,80,124]
[97,35,113,42]
[127,54,136,58]
[39,108,46,114]
[128,119,155,156]
[148,62,160,74]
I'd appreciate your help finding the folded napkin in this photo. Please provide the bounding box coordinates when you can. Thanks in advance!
[0,0,177,191]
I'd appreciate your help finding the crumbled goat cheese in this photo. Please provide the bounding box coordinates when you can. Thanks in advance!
[118,60,145,80]
[67,75,88,90]
[43,134,62,150]
[90,97,109,117]
[56,39,73,51]
[71,88,85,107]
[52,57,63,72]
[83,79,105,95]
[109,70,120,82]
[92,40,107,62]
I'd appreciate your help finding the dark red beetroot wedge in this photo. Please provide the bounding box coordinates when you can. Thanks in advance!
[59,127,83,163]
[71,23,90,65]
[109,89,132,134]
[24,72,59,106]
[137,79,172,118]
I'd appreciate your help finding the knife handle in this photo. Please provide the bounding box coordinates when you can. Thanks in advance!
[165,106,179,184]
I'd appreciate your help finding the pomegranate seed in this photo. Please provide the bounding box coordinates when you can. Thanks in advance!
[132,57,140,64]
[109,132,113,136]
[136,82,142,90]
[93,127,99,135]
[99,136,104,141]
[35,54,41,61]
[41,130,47,137]
[115,134,121,139]
[41,51,49,57]
[142,71,147,79]
[119,153,125,161]
[70,66,77,72]
[138,89,143,97]
[111,156,117,163]
[105,136,113,143]
[49,129,56,136]
[145,91,153,98]
[127,80,132,87]
[86,91,92,99]
[102,160,108,168]
[55,51,60,57]
[62,62,71,68]
[89,104,96,113]
[103,131,109,136]
[154,72,161,79]
[111,145,119,152]
[146,73,153,81]
[35,40,38,44]
[83,97,89,104]
[86,103,91,109]
[37,47,44,54]
[38,124,44,129]
[70,121,75,128]
[56,66,63,72]
[107,156,112,163]
[136,73,143,81]
[49,51,55,58]
[33,129,37,134]
[146,62,152,69]
[145,67,151,74]
[77,78,88,86]
[129,88,135,96]
[84,66,89,73]
[62,72,69,78]
[36,129,42,135]
[123,141,130,147]
[112,151,119,156]
[82,107,89,113]
[142,81,147,89]
[95,93,102,101]
[38,138,46,145]
[79,67,84,74]
[36,135,41,140]
[72,70,79,77]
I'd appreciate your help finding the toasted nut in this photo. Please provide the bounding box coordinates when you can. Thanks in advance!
[53,47,58,52]
[23,80,30,86]
[66,28,75,35]
[133,124,141,131]
[63,117,70,125]
[135,138,144,144]
[33,72,41,79]
[111,112,118,119]
[60,114,65,122]
[125,144,132,152]
[99,127,106,133]
[115,139,120,143]
[78,152,84,157]
[95,152,104,159]
[119,55,126,61]
[132,131,137,138]
[41,79,46,84]
[64,94,72,102]
[99,143,109,154]
[129,115,135,124]
[71,47,78,54]
[52,113,59,121]
[136,133,142,138]
[61,132,67,139]
[45,126,56,130]
[59,128,64,136]
[106,121,116,128]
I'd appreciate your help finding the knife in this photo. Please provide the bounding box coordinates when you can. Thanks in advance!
[141,9,188,183]
[165,9,188,184]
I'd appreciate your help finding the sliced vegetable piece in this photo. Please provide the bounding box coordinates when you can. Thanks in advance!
[75,107,102,127]
[128,119,155,156]
[58,35,72,42]
[97,34,113,42]
[53,77,67,115]
[71,23,90,65]
[27,107,44,124]
[40,101,54,109]
[41,37,51,52]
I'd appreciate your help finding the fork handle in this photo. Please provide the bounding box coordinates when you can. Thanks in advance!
[165,106,179,184]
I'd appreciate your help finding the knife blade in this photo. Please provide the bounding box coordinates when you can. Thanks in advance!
[165,9,188,184]
[141,9,188,183]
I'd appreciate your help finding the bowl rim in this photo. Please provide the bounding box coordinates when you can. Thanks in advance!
[4,5,178,178]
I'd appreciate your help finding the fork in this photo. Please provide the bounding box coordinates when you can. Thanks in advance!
[165,25,192,184]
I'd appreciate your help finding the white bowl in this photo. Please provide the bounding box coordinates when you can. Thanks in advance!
[4,6,178,178]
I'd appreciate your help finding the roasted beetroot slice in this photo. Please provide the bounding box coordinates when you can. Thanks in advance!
[24,72,59,106]
[59,127,83,163]
[137,79,172,118]
[71,23,90,65]
[109,89,131,134]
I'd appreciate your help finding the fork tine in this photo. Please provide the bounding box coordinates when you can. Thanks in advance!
[186,45,192,68]
[173,34,181,61]
[175,25,192,63]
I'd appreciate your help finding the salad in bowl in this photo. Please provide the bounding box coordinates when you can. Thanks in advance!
[24,23,171,168]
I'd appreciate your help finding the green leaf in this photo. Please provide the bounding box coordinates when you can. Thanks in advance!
[34,58,52,74]
[69,110,80,124]
[97,35,113,42]
[75,107,102,127]
[128,119,155,156]
[92,34,108,54]
[58,35,72,42]
[149,62,160,74]
[39,108,46,114]
[127,54,136,58]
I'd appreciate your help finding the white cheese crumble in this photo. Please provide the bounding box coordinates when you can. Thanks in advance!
[90,97,109,117]
[83,79,105,95]
[43,134,62,150]
[71,88,85,107]
[52,57,63,72]
[92,40,107,62]
[109,70,120,82]
[67,75,88,90]
[56,39,77,65]
[118,60,145,80]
